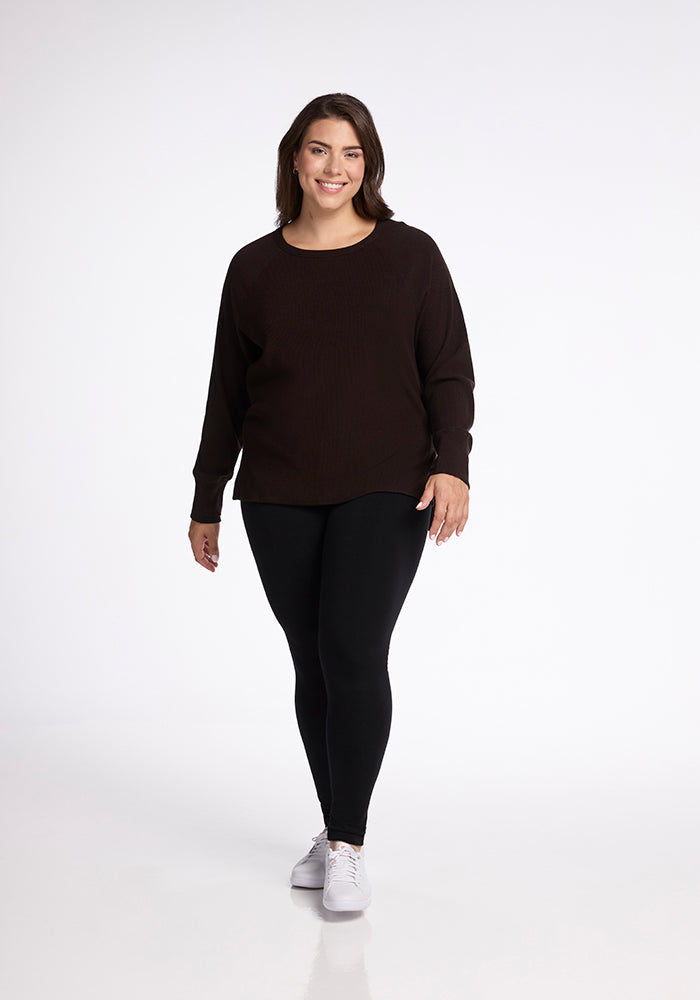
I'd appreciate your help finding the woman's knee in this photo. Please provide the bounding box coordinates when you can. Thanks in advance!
[317,628,390,690]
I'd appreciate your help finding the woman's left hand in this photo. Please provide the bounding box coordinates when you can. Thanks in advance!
[416,473,470,546]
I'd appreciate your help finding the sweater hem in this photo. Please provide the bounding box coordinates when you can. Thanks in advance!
[231,483,426,507]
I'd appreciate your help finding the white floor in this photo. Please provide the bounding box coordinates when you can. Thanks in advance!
[0,720,697,1000]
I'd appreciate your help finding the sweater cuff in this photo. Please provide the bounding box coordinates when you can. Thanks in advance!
[190,477,228,524]
[430,428,471,488]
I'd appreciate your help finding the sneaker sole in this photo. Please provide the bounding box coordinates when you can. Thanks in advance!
[322,893,372,912]
[290,871,325,889]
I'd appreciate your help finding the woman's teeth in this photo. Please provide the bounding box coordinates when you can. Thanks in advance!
[316,181,346,191]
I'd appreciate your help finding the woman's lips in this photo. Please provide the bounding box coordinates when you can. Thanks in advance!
[316,180,347,193]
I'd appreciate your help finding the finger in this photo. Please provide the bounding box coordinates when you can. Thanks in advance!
[203,541,219,570]
[203,539,219,565]
[196,548,216,571]
[456,508,469,537]
[436,513,460,544]
[429,502,447,541]
[193,537,218,572]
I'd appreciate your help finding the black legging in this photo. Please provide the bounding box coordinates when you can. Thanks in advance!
[240,491,435,845]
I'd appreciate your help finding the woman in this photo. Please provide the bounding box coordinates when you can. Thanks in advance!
[188,93,475,912]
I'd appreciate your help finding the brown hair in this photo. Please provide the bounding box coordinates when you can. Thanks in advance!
[275,93,394,227]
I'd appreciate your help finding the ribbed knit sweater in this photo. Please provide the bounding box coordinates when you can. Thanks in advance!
[190,217,475,523]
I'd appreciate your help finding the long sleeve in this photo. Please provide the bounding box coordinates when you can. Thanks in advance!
[414,240,475,488]
[190,260,252,523]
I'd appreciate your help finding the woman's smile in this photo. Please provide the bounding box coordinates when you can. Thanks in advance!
[316,179,347,193]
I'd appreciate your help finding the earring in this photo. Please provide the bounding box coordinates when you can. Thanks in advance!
[293,167,298,173]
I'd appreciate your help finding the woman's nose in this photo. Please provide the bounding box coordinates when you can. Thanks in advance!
[324,157,343,175]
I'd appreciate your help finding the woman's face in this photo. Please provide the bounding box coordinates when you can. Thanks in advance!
[292,118,366,214]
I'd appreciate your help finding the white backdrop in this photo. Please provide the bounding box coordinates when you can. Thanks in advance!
[1,1,698,996]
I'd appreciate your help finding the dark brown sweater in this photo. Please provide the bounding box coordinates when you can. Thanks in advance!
[190,218,475,522]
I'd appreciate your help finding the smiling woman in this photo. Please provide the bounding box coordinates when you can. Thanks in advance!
[188,91,475,913]
[275,93,393,235]
[282,117,375,249]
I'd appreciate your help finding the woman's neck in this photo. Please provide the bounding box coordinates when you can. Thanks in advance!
[284,208,376,250]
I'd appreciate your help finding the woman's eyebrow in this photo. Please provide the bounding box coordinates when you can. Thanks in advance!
[306,139,363,150]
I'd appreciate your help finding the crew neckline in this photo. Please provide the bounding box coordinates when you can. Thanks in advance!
[273,219,384,257]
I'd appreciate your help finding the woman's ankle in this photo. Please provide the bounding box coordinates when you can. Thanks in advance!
[329,839,362,853]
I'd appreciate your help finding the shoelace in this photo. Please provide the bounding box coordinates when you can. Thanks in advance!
[306,833,328,858]
[327,844,361,884]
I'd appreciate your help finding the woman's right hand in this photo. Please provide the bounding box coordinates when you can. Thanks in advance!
[189,520,220,572]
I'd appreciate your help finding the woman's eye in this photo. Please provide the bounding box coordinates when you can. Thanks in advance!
[309,147,360,157]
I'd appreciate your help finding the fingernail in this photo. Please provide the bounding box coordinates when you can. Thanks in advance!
[211,554,218,563]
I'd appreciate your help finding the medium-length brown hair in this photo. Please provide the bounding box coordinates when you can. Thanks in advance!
[275,93,394,227]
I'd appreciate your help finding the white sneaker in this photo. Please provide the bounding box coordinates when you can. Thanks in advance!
[323,842,372,911]
[290,828,329,888]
